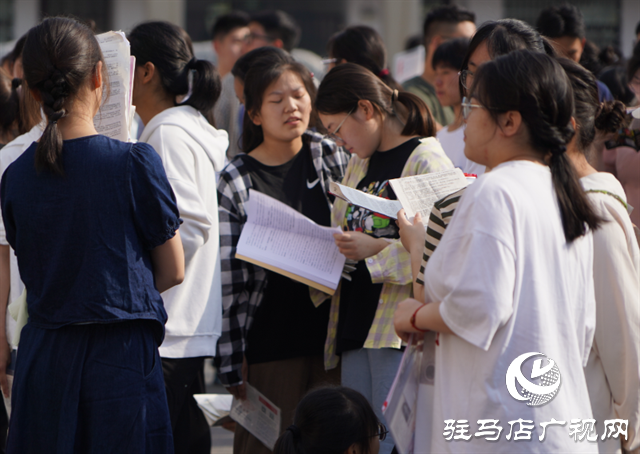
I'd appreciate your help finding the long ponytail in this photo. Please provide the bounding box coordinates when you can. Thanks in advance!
[473,50,601,242]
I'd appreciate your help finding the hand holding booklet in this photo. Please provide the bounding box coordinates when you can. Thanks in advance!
[235,190,346,294]
[330,168,471,221]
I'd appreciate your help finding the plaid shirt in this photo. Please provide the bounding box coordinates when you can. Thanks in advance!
[319,137,454,369]
[215,130,350,386]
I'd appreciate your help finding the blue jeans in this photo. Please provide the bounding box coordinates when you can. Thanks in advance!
[342,348,403,454]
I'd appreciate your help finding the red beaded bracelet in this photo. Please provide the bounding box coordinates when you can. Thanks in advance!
[410,305,427,333]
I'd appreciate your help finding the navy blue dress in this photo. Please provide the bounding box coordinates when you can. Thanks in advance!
[0,135,181,453]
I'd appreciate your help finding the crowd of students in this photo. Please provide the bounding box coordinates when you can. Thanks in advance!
[0,3,637,454]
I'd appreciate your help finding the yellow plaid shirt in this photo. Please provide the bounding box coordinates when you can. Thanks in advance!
[315,137,454,369]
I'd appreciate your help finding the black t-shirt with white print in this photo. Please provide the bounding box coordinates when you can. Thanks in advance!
[242,140,332,365]
[337,137,420,354]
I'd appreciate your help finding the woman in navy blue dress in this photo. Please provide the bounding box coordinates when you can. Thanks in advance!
[0,17,185,453]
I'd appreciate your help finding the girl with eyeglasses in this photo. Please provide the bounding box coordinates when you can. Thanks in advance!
[395,50,601,453]
[216,53,349,454]
[315,62,452,454]
[399,19,555,306]
[274,386,385,454]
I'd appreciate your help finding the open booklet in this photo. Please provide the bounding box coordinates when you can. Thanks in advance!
[235,190,346,295]
[94,31,136,142]
[330,168,471,221]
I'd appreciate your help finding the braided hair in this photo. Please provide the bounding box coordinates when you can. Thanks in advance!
[471,50,601,242]
[22,17,106,175]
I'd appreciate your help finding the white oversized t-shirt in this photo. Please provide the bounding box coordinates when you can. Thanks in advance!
[436,125,485,177]
[423,160,597,453]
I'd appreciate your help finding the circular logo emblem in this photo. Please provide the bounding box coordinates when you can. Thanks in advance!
[505,352,561,406]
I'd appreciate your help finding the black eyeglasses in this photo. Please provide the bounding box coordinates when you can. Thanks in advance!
[458,69,474,90]
[376,423,389,441]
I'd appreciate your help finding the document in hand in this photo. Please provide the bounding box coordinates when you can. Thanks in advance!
[330,181,403,219]
[235,190,346,295]
[389,168,470,220]
[194,394,233,426]
[330,168,470,221]
[230,383,281,450]
[383,333,434,454]
[94,31,136,142]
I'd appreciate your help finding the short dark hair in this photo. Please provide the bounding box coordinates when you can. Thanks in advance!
[273,387,380,454]
[328,25,402,90]
[536,4,586,40]
[635,20,640,36]
[432,37,469,71]
[231,46,292,82]
[211,11,250,41]
[422,5,475,45]
[250,10,300,52]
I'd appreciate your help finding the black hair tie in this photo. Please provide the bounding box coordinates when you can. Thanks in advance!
[287,424,301,439]
[186,57,198,69]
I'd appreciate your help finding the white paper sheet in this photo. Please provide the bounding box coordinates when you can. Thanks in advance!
[330,181,403,219]
[383,334,425,454]
[236,190,345,291]
[389,168,470,220]
[94,31,133,142]
[194,394,233,426]
[393,45,425,84]
[230,383,281,450]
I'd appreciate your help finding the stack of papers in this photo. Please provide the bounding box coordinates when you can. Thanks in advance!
[94,31,136,142]
[194,394,233,426]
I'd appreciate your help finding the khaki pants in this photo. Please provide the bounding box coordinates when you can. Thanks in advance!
[233,355,340,454]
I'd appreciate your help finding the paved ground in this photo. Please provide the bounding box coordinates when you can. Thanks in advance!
[205,360,234,454]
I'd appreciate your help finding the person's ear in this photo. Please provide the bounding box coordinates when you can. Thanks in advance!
[357,99,376,121]
[343,443,361,454]
[339,58,347,65]
[570,116,578,131]
[580,37,586,50]
[93,61,103,90]
[139,61,155,85]
[213,39,221,54]
[497,110,522,138]
[273,38,285,49]
[248,109,262,126]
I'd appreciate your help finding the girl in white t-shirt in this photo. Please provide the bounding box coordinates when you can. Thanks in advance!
[432,38,484,177]
[394,50,602,453]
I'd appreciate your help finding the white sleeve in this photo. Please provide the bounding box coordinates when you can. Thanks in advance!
[149,127,214,266]
[592,213,640,451]
[437,229,516,351]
